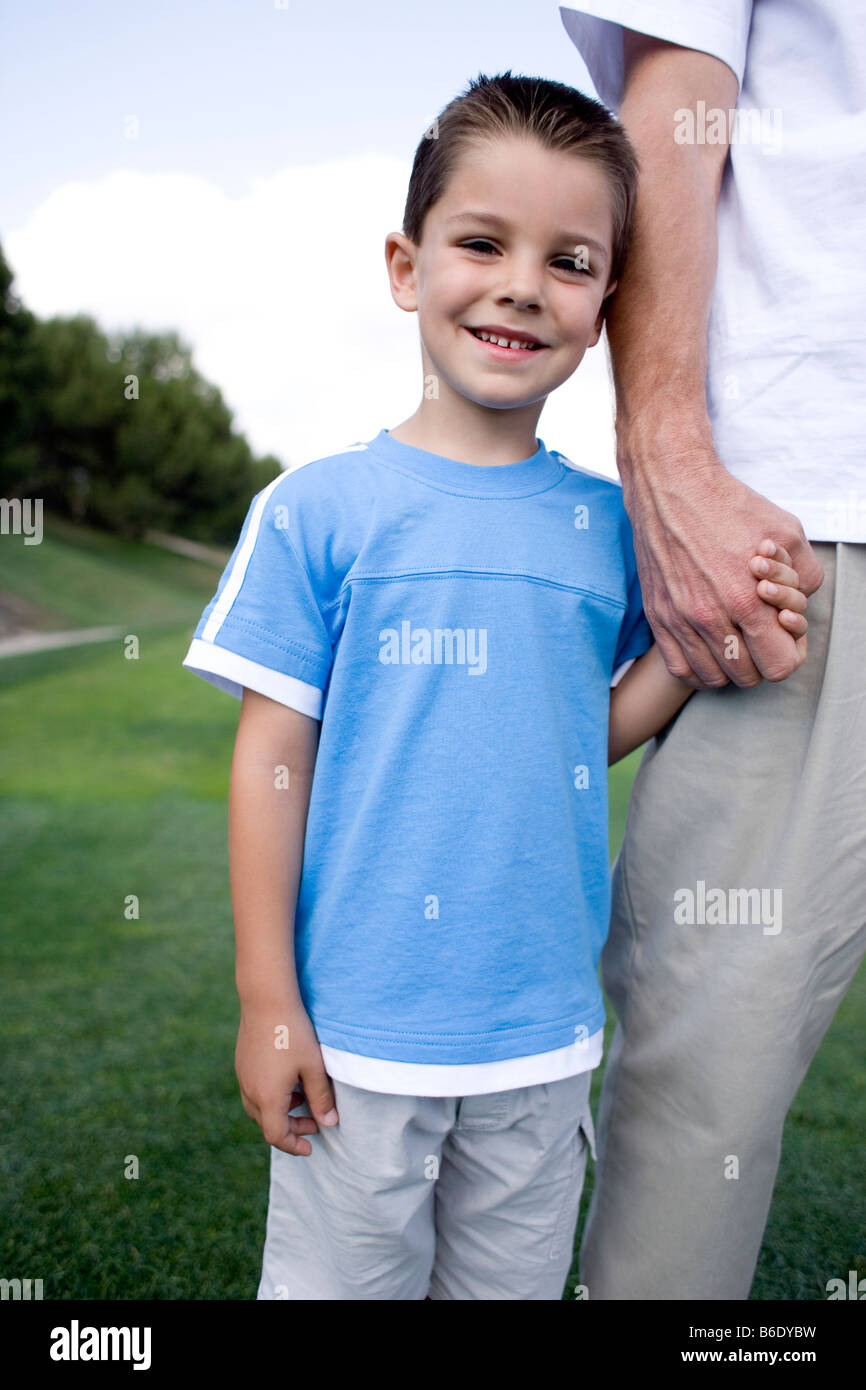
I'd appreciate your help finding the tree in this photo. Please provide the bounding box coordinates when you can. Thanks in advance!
[0,243,44,496]
[0,243,281,542]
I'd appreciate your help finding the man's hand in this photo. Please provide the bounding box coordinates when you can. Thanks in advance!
[623,445,824,689]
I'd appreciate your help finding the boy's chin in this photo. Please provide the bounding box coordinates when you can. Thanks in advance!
[461,387,546,411]
[456,363,575,406]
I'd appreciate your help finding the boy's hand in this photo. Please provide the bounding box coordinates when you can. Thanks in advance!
[750,538,808,667]
[235,998,339,1157]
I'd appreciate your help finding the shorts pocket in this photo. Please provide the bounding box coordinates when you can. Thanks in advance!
[547,1115,592,1262]
[580,1107,597,1163]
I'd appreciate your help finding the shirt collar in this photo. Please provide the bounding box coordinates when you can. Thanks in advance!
[363,427,565,498]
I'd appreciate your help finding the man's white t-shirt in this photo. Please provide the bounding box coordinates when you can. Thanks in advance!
[559,0,866,542]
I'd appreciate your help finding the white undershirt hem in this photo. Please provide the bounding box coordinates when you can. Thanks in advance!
[316,1029,604,1097]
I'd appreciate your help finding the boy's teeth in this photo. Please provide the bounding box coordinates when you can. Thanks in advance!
[475,329,537,350]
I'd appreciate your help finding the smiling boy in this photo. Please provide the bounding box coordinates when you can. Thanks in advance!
[182,72,808,1300]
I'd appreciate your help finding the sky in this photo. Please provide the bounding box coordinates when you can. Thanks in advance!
[1,0,622,477]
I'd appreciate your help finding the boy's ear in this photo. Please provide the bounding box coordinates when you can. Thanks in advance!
[588,278,618,346]
[385,232,420,313]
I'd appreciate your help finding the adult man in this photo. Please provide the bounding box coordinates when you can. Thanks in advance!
[558,0,866,1298]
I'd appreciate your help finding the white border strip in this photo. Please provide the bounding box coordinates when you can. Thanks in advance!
[554,450,622,485]
[610,656,636,688]
[319,1028,604,1098]
[183,638,323,718]
[201,471,291,643]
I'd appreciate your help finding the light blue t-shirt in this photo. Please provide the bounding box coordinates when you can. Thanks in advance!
[184,427,652,1076]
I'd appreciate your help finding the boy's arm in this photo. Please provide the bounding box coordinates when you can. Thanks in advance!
[608,642,693,765]
[229,687,338,1154]
[609,540,809,765]
[230,688,316,1001]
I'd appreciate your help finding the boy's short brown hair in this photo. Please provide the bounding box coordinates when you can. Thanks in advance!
[402,71,639,313]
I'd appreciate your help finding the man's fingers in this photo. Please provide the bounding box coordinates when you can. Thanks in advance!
[673,609,770,688]
[735,599,805,681]
[652,622,737,690]
[789,536,825,597]
[649,624,704,688]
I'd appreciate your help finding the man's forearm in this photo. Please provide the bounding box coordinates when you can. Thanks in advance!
[608,35,738,474]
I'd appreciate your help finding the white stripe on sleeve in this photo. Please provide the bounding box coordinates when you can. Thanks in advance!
[201,470,291,644]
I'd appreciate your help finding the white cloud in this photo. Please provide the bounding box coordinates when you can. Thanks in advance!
[6,156,617,478]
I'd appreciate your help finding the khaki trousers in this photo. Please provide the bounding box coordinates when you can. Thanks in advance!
[580,541,866,1299]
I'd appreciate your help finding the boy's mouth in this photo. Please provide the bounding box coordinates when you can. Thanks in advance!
[464,325,549,354]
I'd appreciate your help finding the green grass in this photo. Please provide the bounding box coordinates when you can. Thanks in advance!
[0,520,863,1300]
[0,513,220,633]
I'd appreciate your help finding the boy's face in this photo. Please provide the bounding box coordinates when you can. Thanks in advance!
[387,135,618,412]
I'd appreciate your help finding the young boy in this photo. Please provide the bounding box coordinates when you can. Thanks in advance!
[182,73,808,1300]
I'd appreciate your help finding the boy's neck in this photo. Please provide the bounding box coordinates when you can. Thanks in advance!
[388,397,546,468]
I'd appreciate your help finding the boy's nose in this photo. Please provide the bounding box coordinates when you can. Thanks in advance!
[497,286,543,311]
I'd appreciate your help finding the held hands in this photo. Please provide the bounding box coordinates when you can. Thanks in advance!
[750,538,808,665]
[607,536,810,765]
[621,456,823,689]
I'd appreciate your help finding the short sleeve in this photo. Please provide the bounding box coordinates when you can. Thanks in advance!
[182,474,333,719]
[558,1,753,111]
[611,526,654,687]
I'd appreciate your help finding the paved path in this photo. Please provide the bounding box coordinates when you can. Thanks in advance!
[0,626,125,659]
[144,529,230,566]
[0,529,222,660]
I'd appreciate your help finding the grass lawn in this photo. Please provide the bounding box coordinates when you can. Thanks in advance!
[0,518,863,1300]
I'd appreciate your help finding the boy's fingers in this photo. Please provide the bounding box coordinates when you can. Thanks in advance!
[300,1065,339,1129]
[758,579,807,613]
[750,554,800,589]
[288,1089,305,1112]
[757,538,794,569]
[779,609,808,636]
[772,543,793,568]
[259,1106,319,1156]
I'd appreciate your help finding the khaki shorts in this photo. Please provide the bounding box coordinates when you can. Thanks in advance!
[257,1069,596,1300]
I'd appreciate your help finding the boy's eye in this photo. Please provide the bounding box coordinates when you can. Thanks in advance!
[552,257,592,276]
[460,241,592,275]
